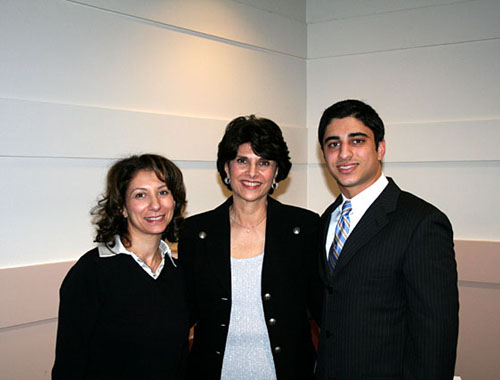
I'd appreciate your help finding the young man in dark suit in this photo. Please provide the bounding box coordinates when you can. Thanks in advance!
[315,99,459,380]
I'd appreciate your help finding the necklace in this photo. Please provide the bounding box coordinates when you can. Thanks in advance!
[230,211,267,233]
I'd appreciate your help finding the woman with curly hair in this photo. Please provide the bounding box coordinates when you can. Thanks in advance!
[53,154,189,380]
[178,116,322,380]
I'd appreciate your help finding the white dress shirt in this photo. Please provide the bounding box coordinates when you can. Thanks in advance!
[325,174,389,257]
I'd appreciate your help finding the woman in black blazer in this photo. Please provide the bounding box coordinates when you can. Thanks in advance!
[178,116,322,380]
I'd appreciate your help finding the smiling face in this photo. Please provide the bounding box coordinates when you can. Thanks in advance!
[322,116,385,199]
[122,169,175,242]
[225,142,278,204]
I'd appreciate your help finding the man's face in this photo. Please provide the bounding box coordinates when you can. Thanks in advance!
[322,116,385,199]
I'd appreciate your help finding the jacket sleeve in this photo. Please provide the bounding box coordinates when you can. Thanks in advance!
[52,255,100,380]
[177,219,199,328]
[306,213,324,325]
[402,210,459,379]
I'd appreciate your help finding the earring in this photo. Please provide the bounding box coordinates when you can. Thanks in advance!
[224,177,231,185]
[272,182,278,190]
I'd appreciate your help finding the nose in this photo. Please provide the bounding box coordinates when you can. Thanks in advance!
[247,162,258,177]
[149,194,161,210]
[338,143,352,160]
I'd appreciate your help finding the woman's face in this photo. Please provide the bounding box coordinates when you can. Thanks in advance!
[225,142,278,204]
[122,170,175,241]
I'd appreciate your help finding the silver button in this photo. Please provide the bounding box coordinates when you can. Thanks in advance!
[198,231,207,239]
[268,318,277,326]
[220,323,226,327]
[215,350,221,355]
[292,226,300,235]
[263,293,271,301]
[221,297,228,301]
[274,346,281,354]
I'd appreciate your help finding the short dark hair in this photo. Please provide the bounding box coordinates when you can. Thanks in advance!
[216,115,291,195]
[318,99,385,150]
[91,154,186,246]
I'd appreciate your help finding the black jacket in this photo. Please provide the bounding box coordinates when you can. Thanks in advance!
[178,196,322,379]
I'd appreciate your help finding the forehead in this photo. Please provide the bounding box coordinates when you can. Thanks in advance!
[129,170,165,187]
[324,116,374,140]
[236,142,258,156]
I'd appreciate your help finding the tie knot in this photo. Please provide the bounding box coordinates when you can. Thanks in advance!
[341,200,352,215]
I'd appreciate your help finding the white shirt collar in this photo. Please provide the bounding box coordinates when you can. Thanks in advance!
[325,174,388,254]
[98,235,176,279]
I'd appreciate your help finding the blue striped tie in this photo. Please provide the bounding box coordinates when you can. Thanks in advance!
[328,200,352,271]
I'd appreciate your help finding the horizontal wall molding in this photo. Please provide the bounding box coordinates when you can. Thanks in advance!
[308,0,500,58]
[0,261,74,329]
[0,98,309,163]
[1,239,497,329]
[307,118,500,164]
[67,0,306,58]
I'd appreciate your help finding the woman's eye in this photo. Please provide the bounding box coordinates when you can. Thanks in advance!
[134,192,146,199]
[259,160,270,166]
[236,158,246,164]
[159,190,170,196]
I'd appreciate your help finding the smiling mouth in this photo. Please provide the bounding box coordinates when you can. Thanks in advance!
[241,180,261,188]
[145,215,165,222]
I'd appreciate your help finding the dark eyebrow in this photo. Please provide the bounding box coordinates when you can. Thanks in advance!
[324,132,369,144]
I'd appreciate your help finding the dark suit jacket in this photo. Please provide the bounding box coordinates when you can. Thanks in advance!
[316,178,459,380]
[178,196,322,380]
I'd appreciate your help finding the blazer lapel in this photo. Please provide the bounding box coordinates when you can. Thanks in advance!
[333,179,400,274]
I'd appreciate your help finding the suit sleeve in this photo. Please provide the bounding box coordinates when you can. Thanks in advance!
[403,210,459,379]
[52,256,100,380]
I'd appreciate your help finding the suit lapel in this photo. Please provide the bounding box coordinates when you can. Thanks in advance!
[333,179,400,275]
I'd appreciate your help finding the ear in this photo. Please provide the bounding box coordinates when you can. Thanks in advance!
[273,167,279,182]
[121,207,128,218]
[224,162,230,179]
[377,139,386,161]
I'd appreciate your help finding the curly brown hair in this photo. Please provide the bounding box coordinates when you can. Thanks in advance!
[91,154,186,246]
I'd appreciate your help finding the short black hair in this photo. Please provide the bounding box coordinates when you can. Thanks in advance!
[318,99,385,150]
[216,115,291,195]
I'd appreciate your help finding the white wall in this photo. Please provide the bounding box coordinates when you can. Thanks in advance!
[0,0,308,268]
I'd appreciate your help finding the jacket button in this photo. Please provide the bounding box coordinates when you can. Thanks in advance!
[292,226,300,235]
[215,350,221,355]
[268,318,277,326]
[220,323,227,327]
[198,231,207,239]
[274,346,281,354]
[221,297,228,301]
[263,293,271,301]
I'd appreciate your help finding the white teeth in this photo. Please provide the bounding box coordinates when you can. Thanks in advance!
[147,216,163,221]
[339,165,355,169]
[242,181,259,186]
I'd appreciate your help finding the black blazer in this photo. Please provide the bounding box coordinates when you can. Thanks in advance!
[178,196,322,380]
[316,178,459,380]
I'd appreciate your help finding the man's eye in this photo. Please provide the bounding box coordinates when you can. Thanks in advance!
[352,139,364,144]
[328,142,339,148]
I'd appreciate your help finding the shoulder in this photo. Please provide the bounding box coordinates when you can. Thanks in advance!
[60,247,100,293]
[268,197,320,225]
